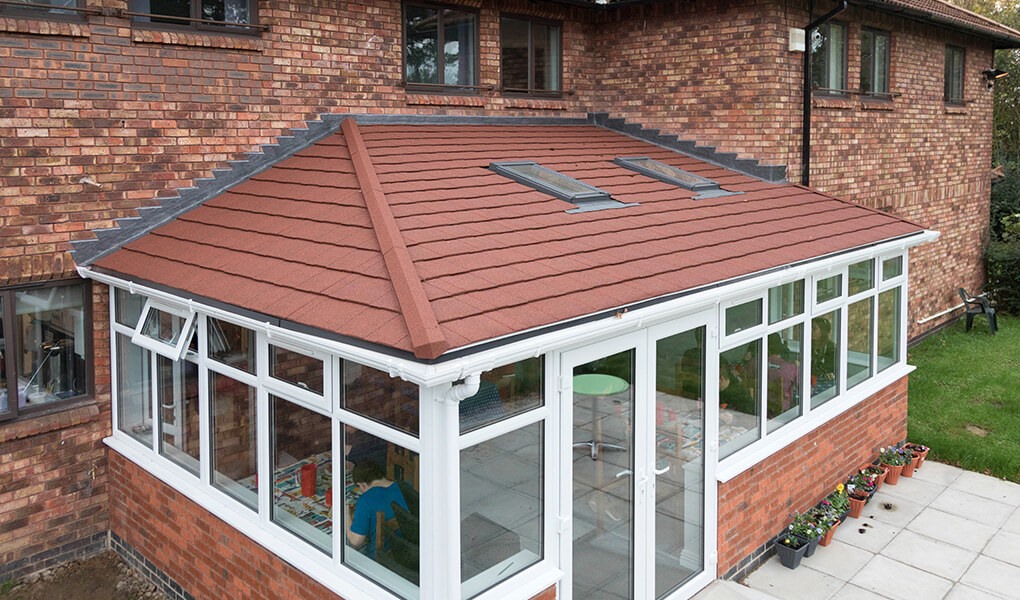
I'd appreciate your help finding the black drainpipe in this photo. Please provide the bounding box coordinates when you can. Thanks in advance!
[802,0,849,186]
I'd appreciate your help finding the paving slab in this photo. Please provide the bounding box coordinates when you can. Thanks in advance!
[943,584,1007,600]
[860,494,925,529]
[798,540,872,581]
[1002,506,1020,536]
[959,555,1020,598]
[879,529,977,581]
[930,487,1015,528]
[982,530,1020,568]
[744,557,843,600]
[879,476,944,506]
[848,555,953,600]
[906,508,997,552]
[692,580,782,600]
[911,461,963,487]
[951,470,1020,506]
[829,584,889,600]
[832,515,899,554]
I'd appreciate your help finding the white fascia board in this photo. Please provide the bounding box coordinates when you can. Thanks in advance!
[79,231,936,387]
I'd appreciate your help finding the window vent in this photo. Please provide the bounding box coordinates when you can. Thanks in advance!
[490,161,637,212]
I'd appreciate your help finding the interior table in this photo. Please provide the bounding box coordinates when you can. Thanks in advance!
[572,373,630,460]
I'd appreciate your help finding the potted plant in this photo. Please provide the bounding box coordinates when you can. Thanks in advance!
[848,471,878,501]
[788,511,824,557]
[809,504,839,547]
[774,534,808,569]
[824,483,851,523]
[900,444,918,477]
[879,446,907,485]
[863,464,888,492]
[905,442,930,468]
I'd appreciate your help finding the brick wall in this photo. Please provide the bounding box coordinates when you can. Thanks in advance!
[0,283,110,582]
[716,375,909,577]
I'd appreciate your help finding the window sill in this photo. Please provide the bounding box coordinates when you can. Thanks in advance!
[132,27,264,51]
[860,98,895,111]
[0,398,100,444]
[812,96,855,110]
[503,97,569,111]
[944,104,968,115]
[405,93,485,107]
[0,15,89,37]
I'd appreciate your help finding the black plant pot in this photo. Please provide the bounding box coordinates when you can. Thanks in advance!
[800,533,821,558]
[775,535,808,569]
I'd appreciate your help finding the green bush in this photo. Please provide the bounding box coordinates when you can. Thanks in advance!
[987,238,1020,315]
[992,161,1020,242]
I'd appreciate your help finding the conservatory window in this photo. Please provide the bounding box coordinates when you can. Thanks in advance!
[459,356,543,433]
[132,299,196,361]
[116,332,152,446]
[810,310,840,408]
[877,288,901,372]
[157,355,200,475]
[767,324,803,433]
[846,298,874,389]
[343,361,420,436]
[210,371,258,510]
[719,340,761,459]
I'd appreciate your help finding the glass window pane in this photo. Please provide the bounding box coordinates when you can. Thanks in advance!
[861,29,874,93]
[343,362,420,436]
[531,22,560,91]
[847,299,873,389]
[406,5,439,84]
[200,0,249,23]
[208,317,255,374]
[768,280,804,324]
[460,357,542,433]
[725,298,762,335]
[849,259,874,295]
[816,274,842,304]
[271,395,332,554]
[140,306,189,347]
[270,344,324,395]
[882,256,903,280]
[211,372,258,510]
[158,356,200,475]
[115,289,145,327]
[0,296,8,417]
[875,32,889,93]
[443,9,477,86]
[655,328,705,595]
[767,325,802,433]
[460,423,542,596]
[16,284,87,406]
[810,311,840,407]
[501,17,529,89]
[117,333,152,445]
[343,427,420,591]
[878,288,901,372]
[830,23,847,90]
[719,340,761,459]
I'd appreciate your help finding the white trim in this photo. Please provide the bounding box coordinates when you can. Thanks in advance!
[716,363,915,482]
[457,405,548,450]
[130,298,197,361]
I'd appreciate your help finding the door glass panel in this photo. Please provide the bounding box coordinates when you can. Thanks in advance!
[654,328,705,597]
[572,349,634,600]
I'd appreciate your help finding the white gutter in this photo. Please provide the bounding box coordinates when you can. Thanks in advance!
[78,229,937,387]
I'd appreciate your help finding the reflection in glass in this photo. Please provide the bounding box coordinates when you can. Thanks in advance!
[460,357,542,433]
[655,328,705,597]
[460,424,542,597]
[816,275,842,304]
[343,427,420,591]
[115,288,145,327]
[0,297,6,416]
[725,299,762,335]
[210,372,257,510]
[270,344,323,395]
[158,356,200,474]
[270,395,332,554]
[847,298,873,389]
[882,256,902,281]
[849,259,874,296]
[16,284,87,406]
[719,341,761,459]
[878,288,901,372]
[810,311,840,407]
[208,317,255,374]
[572,350,634,600]
[343,362,419,436]
[767,325,802,433]
[768,280,804,324]
[116,333,152,445]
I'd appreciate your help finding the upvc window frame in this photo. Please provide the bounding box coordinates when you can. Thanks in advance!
[811,20,849,95]
[944,45,966,105]
[860,27,892,98]
[264,338,331,412]
[403,0,481,92]
[131,298,197,362]
[499,13,563,96]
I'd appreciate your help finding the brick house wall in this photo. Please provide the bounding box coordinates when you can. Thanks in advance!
[0,0,1004,593]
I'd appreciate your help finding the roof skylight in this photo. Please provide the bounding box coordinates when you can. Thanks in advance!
[490,161,637,212]
[614,156,720,192]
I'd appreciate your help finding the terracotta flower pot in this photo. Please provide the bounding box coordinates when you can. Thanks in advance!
[907,444,930,468]
[848,494,867,518]
[902,455,920,477]
[883,463,903,485]
[819,522,839,547]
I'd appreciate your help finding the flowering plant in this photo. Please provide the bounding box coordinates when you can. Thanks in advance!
[807,505,838,533]
[879,445,908,467]
[905,442,928,454]
[789,511,824,540]
[824,483,850,514]
[847,471,877,498]
[778,535,806,549]
[863,464,885,478]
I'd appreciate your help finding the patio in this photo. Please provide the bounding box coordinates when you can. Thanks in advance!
[695,461,1020,600]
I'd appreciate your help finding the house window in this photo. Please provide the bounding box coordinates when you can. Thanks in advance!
[210,371,258,511]
[945,45,965,104]
[500,15,561,95]
[811,22,848,94]
[127,0,256,30]
[0,0,82,18]
[158,355,200,475]
[810,310,840,408]
[116,332,152,445]
[861,28,891,97]
[0,280,91,423]
[460,357,542,433]
[877,288,901,372]
[719,340,761,459]
[404,2,479,90]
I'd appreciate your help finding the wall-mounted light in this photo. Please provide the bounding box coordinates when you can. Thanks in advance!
[983,68,1008,89]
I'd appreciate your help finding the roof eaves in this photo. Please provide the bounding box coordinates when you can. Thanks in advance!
[340,117,449,360]
[852,0,1020,47]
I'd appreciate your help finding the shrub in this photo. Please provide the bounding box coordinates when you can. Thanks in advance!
[986,236,1020,315]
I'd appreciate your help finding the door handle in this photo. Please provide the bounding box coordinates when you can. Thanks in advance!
[654,462,671,476]
[615,469,632,479]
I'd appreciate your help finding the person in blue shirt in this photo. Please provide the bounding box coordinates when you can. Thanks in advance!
[345,460,408,559]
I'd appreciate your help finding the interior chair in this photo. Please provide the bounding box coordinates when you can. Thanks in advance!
[958,288,998,334]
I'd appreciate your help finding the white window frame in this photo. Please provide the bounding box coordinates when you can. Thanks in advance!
[264,338,332,412]
[131,298,197,361]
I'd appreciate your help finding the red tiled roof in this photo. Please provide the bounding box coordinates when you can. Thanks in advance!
[94,121,927,360]
[855,0,1020,46]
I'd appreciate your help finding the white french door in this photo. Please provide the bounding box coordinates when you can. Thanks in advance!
[559,311,717,600]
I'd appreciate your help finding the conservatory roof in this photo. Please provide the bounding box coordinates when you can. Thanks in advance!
[89,118,927,360]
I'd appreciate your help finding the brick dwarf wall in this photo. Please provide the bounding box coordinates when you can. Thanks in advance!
[716,376,909,577]
[0,282,110,582]
[108,451,556,599]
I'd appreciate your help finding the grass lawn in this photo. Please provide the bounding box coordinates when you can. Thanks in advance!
[908,314,1020,483]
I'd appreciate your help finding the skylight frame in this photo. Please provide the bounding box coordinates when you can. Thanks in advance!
[613,156,721,192]
[489,161,611,203]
